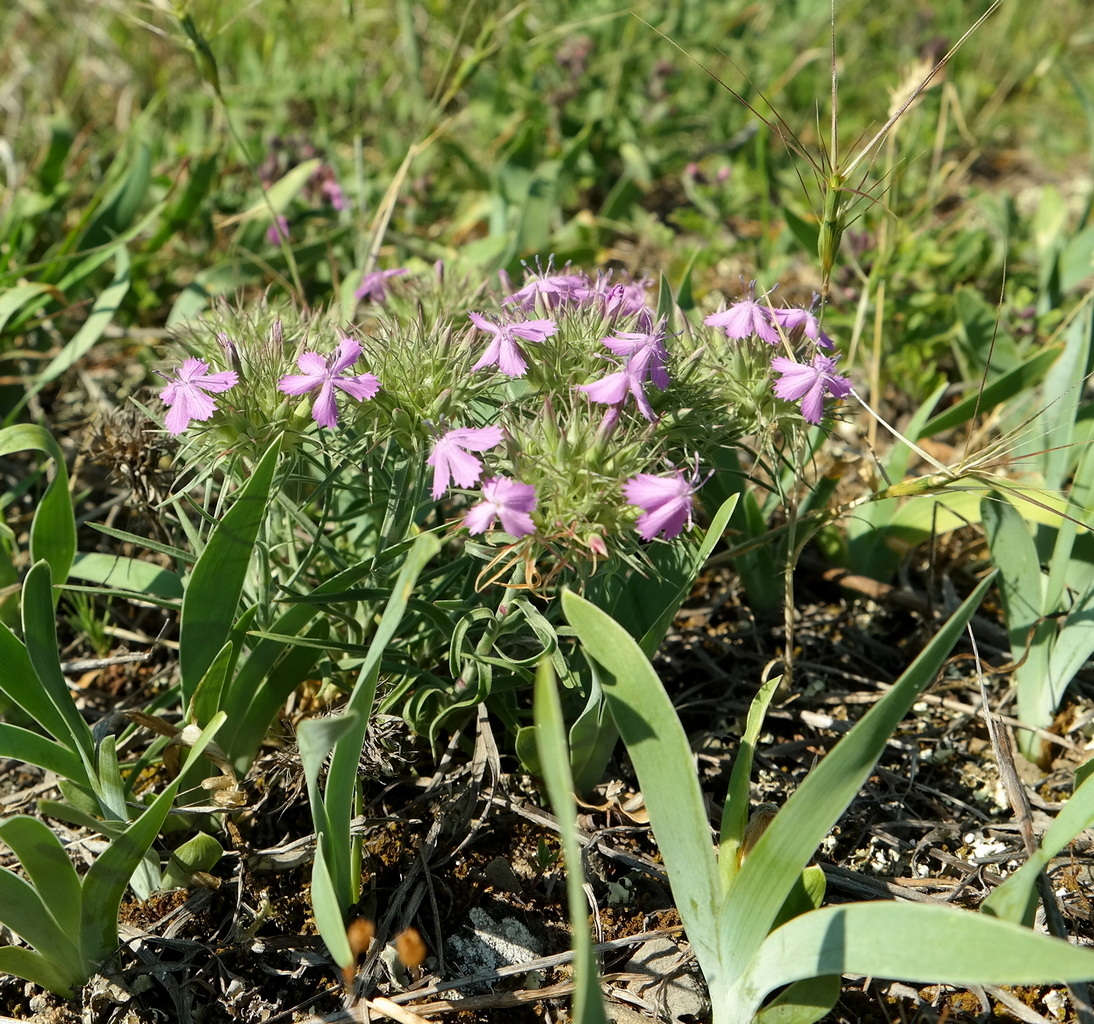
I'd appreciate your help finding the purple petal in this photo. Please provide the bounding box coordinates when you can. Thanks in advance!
[482,477,537,513]
[577,371,630,406]
[494,336,528,377]
[468,311,500,336]
[635,497,691,540]
[164,389,215,435]
[509,318,558,343]
[329,338,363,375]
[471,336,503,373]
[463,503,498,534]
[799,381,826,425]
[296,351,329,377]
[334,373,380,401]
[279,373,323,396]
[310,382,339,428]
[442,425,505,452]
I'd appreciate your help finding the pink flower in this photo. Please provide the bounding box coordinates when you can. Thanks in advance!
[267,215,290,244]
[588,271,651,317]
[469,312,557,377]
[355,267,408,303]
[503,270,591,312]
[601,320,670,390]
[158,358,239,436]
[576,362,656,421]
[278,338,380,429]
[772,301,834,351]
[464,477,537,538]
[771,353,852,424]
[623,469,700,541]
[426,425,505,500]
[704,283,779,344]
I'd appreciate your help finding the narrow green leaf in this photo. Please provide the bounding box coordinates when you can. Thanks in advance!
[919,345,1062,438]
[984,763,1094,924]
[0,817,81,937]
[534,660,608,1024]
[561,590,722,971]
[21,561,95,763]
[79,713,225,970]
[93,734,128,823]
[740,903,1094,1013]
[188,641,235,729]
[161,833,224,890]
[68,552,184,600]
[0,866,81,977]
[179,438,281,703]
[311,833,353,970]
[323,532,440,907]
[0,425,75,591]
[0,625,75,752]
[0,282,60,335]
[224,619,328,773]
[16,247,130,415]
[983,493,1056,757]
[0,724,85,782]
[721,674,781,887]
[638,494,738,658]
[0,946,76,998]
[719,574,995,980]
[752,974,840,1024]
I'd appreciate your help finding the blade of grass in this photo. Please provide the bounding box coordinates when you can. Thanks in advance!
[179,437,282,704]
[534,659,608,1024]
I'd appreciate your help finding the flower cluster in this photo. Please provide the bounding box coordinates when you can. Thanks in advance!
[158,334,380,436]
[704,283,850,425]
[158,266,853,567]
[501,262,650,318]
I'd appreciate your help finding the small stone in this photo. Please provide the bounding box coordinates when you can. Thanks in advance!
[622,937,710,1021]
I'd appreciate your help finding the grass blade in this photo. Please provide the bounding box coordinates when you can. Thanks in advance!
[561,589,722,971]
[534,660,608,1024]
[718,573,995,980]
[179,437,281,704]
[0,425,75,594]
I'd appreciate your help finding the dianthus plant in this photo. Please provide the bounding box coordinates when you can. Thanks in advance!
[148,266,847,777]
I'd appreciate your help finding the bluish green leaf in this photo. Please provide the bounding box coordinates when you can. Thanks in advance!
[68,552,184,601]
[719,574,995,981]
[0,817,81,937]
[21,561,94,763]
[534,660,608,1024]
[0,946,77,998]
[0,426,75,593]
[0,865,81,979]
[179,438,281,703]
[739,903,1094,1014]
[0,724,85,782]
[561,590,722,970]
[752,974,840,1024]
[984,762,1094,925]
[311,833,353,970]
[80,714,225,970]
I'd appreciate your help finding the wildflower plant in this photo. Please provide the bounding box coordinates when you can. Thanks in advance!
[142,264,852,774]
[557,588,1094,1024]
